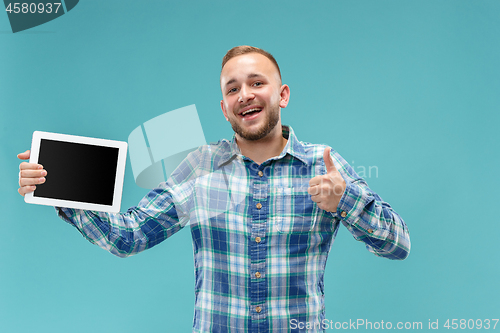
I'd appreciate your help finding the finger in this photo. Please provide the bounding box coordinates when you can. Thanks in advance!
[19,176,46,187]
[309,193,322,203]
[18,185,36,197]
[17,150,31,160]
[19,170,47,186]
[19,162,43,171]
[308,184,320,196]
[323,147,337,174]
[20,169,46,178]
[309,175,322,187]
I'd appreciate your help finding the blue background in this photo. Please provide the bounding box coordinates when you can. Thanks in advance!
[1,1,499,332]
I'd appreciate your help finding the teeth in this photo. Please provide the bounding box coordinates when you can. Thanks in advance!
[241,108,261,116]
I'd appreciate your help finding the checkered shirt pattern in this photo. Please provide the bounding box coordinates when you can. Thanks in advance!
[58,126,410,333]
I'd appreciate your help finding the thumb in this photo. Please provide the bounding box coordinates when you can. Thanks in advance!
[17,150,30,160]
[323,147,336,174]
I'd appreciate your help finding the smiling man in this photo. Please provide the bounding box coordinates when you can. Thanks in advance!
[221,48,286,140]
[18,46,410,333]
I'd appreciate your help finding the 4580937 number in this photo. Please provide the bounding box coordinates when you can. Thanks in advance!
[444,319,499,330]
[5,3,62,14]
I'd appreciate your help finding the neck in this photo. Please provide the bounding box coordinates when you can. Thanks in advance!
[235,125,288,165]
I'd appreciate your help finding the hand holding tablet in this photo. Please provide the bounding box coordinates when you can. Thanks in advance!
[19,131,128,213]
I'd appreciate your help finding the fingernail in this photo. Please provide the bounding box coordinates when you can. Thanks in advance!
[41,171,47,176]
[38,165,43,169]
[39,177,45,183]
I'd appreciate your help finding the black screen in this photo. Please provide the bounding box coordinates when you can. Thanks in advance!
[34,139,119,205]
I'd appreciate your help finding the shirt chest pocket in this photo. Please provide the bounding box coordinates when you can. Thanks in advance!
[273,187,318,233]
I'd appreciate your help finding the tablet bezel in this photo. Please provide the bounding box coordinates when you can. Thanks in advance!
[24,131,128,213]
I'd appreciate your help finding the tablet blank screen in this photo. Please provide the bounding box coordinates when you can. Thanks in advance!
[34,139,119,205]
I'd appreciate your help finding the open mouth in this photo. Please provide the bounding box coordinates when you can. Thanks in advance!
[239,107,263,119]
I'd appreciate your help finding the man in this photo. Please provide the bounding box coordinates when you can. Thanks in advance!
[18,46,410,333]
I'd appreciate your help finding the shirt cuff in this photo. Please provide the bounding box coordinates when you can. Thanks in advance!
[55,206,78,227]
[335,181,374,229]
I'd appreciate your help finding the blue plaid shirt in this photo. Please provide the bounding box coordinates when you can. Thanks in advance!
[58,125,410,333]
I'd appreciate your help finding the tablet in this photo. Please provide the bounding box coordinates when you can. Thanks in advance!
[24,131,128,213]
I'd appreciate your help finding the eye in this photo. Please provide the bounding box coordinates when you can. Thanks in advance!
[253,81,263,87]
[227,87,238,94]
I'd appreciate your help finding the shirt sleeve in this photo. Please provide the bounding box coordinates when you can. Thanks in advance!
[55,144,221,258]
[331,150,411,260]
[56,181,189,258]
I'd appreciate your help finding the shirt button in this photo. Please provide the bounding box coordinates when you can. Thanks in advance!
[367,228,373,234]
[255,272,261,278]
[255,237,261,243]
[340,211,347,218]
[255,306,262,313]
[256,203,262,209]
[258,171,264,177]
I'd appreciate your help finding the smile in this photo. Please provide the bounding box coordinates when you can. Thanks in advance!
[238,106,263,119]
[241,108,261,116]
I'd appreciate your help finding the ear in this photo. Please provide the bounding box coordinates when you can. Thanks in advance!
[220,100,229,121]
[279,84,290,108]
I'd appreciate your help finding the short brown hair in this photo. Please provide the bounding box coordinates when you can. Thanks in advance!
[221,45,281,81]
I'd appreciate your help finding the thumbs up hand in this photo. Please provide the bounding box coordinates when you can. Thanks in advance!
[308,147,346,212]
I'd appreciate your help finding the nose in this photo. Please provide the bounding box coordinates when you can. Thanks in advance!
[238,85,255,103]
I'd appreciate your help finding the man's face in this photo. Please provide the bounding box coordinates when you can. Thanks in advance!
[220,53,289,141]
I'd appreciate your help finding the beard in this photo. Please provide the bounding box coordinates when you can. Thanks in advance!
[229,103,280,141]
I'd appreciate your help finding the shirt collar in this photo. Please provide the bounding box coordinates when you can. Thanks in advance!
[218,125,309,167]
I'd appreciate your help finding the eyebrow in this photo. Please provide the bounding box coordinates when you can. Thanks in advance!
[225,73,265,88]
